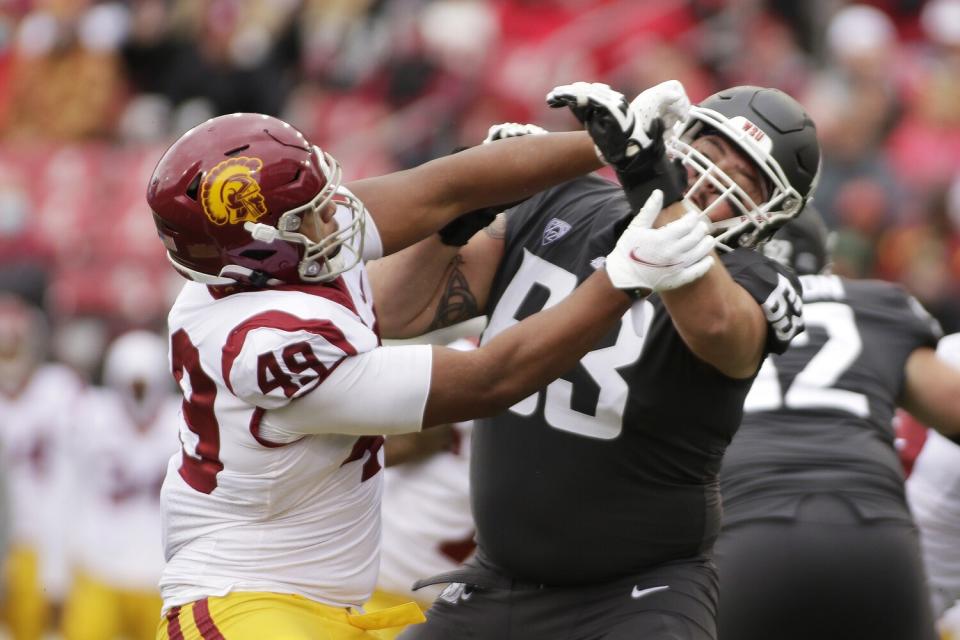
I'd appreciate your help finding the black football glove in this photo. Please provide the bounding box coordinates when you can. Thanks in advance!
[546,80,691,210]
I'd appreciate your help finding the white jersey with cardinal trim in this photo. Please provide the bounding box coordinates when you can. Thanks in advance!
[69,387,180,589]
[158,203,432,612]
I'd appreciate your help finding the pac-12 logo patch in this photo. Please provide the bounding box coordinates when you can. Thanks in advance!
[542,218,572,245]
[200,157,268,226]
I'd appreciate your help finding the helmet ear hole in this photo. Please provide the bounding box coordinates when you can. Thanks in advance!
[240,249,277,261]
[185,173,202,202]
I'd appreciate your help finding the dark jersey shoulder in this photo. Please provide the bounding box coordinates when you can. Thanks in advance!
[718,249,804,355]
[720,275,941,524]
[473,176,801,585]
[833,278,943,343]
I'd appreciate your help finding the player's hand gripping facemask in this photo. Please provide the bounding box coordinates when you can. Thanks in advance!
[546,81,688,167]
[546,81,689,211]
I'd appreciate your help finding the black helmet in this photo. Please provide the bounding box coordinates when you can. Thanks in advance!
[668,86,822,250]
[762,205,832,275]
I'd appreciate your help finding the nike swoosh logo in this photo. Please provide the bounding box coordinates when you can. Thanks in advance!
[631,585,670,599]
[627,249,680,267]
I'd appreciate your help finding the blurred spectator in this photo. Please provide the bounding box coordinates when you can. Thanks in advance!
[876,180,960,332]
[886,0,960,193]
[706,6,813,96]
[120,0,303,140]
[2,4,127,141]
[830,177,895,278]
[804,4,906,229]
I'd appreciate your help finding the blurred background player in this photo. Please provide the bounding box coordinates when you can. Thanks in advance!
[897,333,960,640]
[0,294,83,640]
[716,205,960,640]
[59,329,179,640]
[376,80,816,640]
[366,337,478,640]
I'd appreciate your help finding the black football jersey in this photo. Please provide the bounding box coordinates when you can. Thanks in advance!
[471,175,803,586]
[720,275,942,524]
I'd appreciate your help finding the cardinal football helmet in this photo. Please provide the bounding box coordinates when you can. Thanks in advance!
[147,113,365,286]
[667,86,821,250]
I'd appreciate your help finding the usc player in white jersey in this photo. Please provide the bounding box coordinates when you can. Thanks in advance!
[147,103,716,640]
[60,330,180,640]
[897,333,960,639]
[0,294,84,640]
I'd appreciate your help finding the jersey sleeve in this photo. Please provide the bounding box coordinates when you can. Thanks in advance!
[261,343,433,437]
[722,249,805,355]
[223,309,375,410]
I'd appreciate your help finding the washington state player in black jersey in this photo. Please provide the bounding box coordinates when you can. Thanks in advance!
[716,207,960,640]
[369,81,818,640]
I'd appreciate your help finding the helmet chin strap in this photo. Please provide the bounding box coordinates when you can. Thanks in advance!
[245,222,282,243]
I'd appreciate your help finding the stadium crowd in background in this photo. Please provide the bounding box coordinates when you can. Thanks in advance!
[0,0,958,347]
[0,0,958,639]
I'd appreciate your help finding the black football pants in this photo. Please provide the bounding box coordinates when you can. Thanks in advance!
[399,555,718,640]
[714,493,937,640]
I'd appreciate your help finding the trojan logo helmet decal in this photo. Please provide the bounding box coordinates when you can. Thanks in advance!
[200,157,268,225]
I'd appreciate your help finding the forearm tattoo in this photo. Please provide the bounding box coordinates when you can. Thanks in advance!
[428,255,480,331]
[484,213,507,240]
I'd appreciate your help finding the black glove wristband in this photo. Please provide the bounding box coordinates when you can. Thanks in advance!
[438,195,531,247]
[438,207,500,247]
[610,118,685,211]
[617,154,686,212]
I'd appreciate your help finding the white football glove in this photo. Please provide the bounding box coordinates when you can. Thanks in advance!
[605,190,716,295]
[628,80,691,147]
[483,122,548,143]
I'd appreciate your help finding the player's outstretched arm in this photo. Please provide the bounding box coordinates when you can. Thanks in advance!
[346,132,601,256]
[902,347,960,438]
[547,80,689,209]
[368,124,549,339]
[658,257,772,379]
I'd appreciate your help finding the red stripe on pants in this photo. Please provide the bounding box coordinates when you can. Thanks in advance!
[194,598,226,640]
[166,606,184,640]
